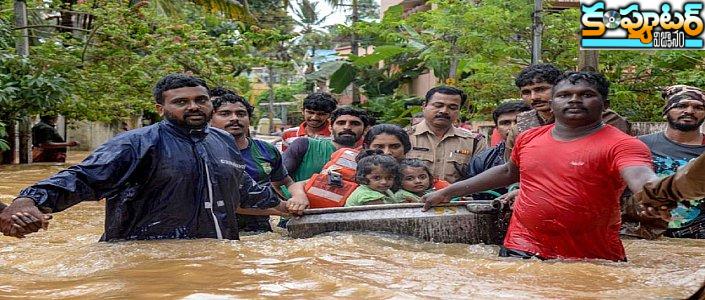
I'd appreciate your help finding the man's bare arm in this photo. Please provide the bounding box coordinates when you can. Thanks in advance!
[620,165,660,194]
[631,153,705,218]
[423,161,520,210]
[621,165,670,221]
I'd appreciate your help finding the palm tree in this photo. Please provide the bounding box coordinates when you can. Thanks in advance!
[291,0,332,74]
[130,0,252,22]
[324,0,360,103]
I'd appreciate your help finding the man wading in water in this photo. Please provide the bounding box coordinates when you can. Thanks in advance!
[208,88,306,233]
[423,71,665,261]
[0,73,304,240]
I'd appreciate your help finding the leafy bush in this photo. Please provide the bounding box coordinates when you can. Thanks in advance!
[0,122,9,151]
[359,95,422,127]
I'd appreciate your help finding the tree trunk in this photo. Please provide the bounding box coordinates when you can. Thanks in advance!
[2,121,17,164]
[14,1,31,164]
[448,57,459,80]
[18,117,31,164]
[14,1,28,56]
[306,46,316,74]
[578,50,599,72]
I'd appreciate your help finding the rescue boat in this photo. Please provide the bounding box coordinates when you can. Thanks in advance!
[286,201,509,244]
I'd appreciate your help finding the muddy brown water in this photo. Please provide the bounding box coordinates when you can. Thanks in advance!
[1,152,704,299]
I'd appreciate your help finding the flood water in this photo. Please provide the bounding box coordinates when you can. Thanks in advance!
[1,152,704,299]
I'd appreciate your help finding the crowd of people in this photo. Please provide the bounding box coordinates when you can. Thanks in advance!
[1,64,704,264]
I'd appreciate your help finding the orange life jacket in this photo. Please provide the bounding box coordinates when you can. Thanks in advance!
[305,172,358,208]
[304,148,360,208]
[321,148,359,182]
[433,178,450,190]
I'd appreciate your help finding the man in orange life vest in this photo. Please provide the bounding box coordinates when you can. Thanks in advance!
[283,106,373,183]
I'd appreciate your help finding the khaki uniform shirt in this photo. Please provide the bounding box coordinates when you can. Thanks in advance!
[406,120,487,183]
[504,108,631,161]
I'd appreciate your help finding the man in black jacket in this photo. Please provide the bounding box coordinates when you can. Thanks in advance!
[0,73,303,241]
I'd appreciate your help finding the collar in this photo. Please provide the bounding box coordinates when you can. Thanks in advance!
[242,137,254,150]
[413,120,471,138]
[535,110,555,125]
[296,121,331,137]
[40,121,56,128]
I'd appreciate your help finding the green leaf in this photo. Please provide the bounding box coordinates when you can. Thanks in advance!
[329,62,357,94]
[305,60,346,81]
[382,4,403,23]
[350,45,406,66]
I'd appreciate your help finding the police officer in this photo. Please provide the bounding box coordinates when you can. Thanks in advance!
[406,86,486,183]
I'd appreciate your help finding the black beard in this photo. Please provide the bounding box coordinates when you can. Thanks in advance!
[667,115,705,132]
[164,110,211,129]
[333,134,358,147]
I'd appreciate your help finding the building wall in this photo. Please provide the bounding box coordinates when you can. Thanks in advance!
[380,0,404,14]
[380,0,438,99]
[67,117,140,151]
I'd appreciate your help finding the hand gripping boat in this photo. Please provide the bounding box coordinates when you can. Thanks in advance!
[286,201,509,244]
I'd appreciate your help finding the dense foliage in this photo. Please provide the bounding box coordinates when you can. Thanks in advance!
[334,0,705,122]
[0,0,294,124]
[2,0,704,133]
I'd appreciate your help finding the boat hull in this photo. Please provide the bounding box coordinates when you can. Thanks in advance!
[287,202,508,244]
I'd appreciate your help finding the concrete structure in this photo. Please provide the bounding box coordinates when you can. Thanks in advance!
[379,0,437,99]
[67,117,140,151]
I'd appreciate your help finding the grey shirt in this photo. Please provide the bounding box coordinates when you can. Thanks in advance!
[639,132,705,238]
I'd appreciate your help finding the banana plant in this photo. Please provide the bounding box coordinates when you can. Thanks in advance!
[0,122,9,152]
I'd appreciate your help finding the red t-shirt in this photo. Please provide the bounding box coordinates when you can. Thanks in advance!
[506,124,652,261]
[281,121,332,151]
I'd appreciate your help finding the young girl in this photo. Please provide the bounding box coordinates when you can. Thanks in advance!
[344,150,405,207]
[394,159,434,203]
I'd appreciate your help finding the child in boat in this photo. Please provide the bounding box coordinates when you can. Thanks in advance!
[394,159,434,203]
[344,150,405,207]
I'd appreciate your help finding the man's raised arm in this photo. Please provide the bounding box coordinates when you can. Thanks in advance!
[632,152,705,217]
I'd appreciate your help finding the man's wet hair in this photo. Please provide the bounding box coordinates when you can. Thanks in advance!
[303,92,338,113]
[153,73,209,104]
[514,64,562,88]
[399,158,434,190]
[210,88,254,118]
[492,100,531,125]
[555,71,610,102]
[363,124,411,154]
[424,86,468,107]
[330,106,374,127]
[354,150,400,186]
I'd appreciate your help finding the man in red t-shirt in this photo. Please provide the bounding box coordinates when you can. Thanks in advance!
[281,92,337,151]
[423,71,660,261]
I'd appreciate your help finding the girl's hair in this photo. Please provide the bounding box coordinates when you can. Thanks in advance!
[399,158,434,190]
[355,150,400,186]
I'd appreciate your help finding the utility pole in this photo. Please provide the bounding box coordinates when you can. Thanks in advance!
[531,0,543,65]
[14,0,30,164]
[267,65,276,134]
[350,0,360,104]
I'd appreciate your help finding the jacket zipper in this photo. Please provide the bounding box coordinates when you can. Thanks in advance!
[194,141,223,240]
